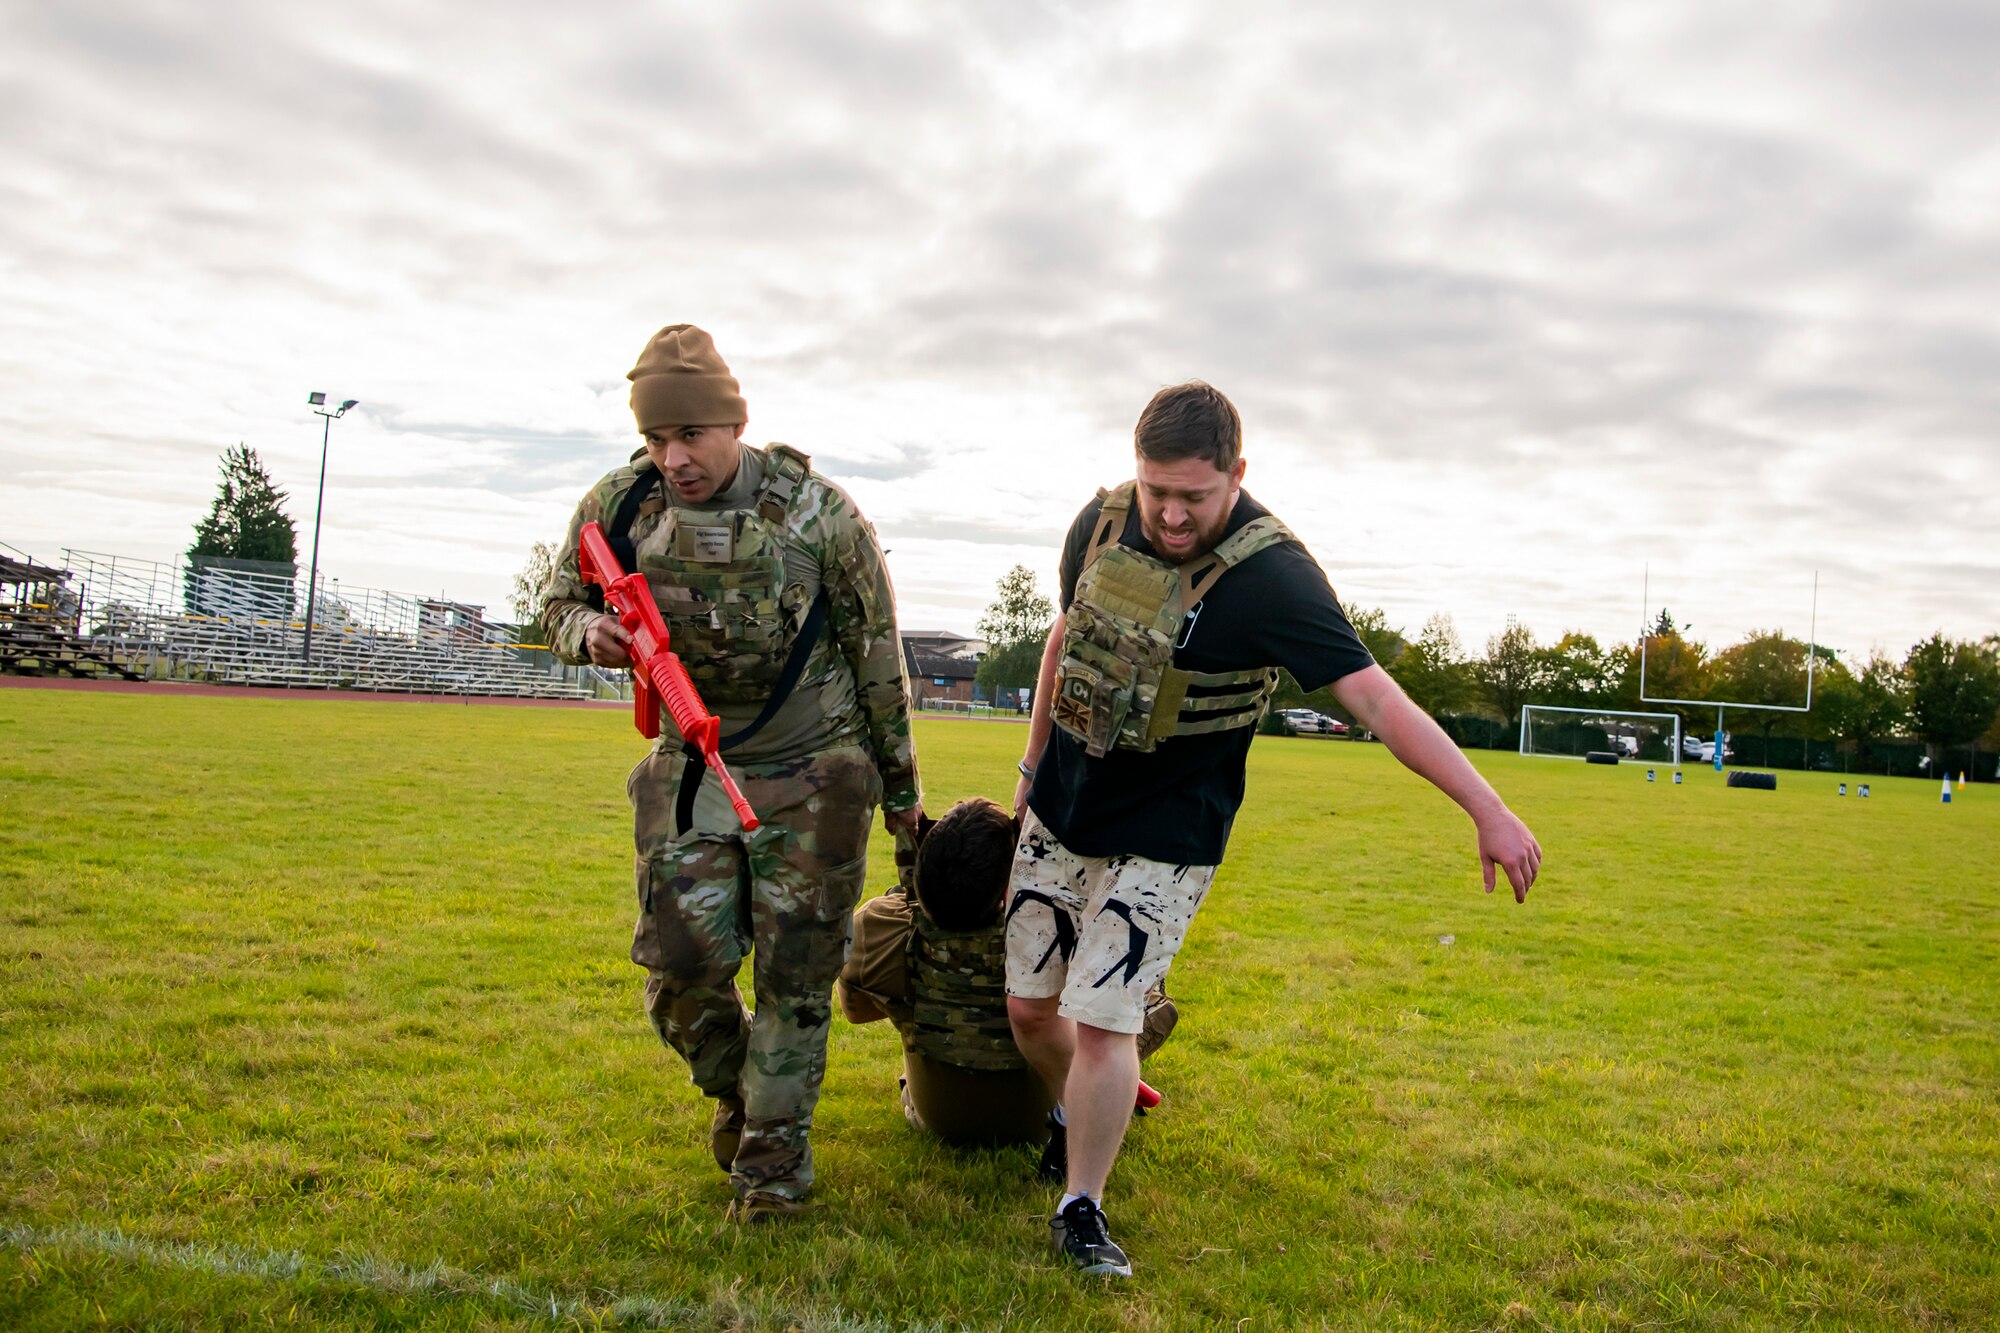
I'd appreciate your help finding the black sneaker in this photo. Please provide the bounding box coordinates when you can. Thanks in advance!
[1051,1196,1132,1277]
[1036,1112,1066,1183]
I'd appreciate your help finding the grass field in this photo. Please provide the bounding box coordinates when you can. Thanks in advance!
[2,690,1996,1332]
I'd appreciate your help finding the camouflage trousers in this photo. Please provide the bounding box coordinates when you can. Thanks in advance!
[628,742,879,1200]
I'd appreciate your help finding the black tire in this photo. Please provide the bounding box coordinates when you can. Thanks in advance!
[1585,751,1621,765]
[1726,771,1778,790]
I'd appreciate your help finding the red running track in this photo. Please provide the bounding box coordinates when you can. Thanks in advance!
[0,675,625,710]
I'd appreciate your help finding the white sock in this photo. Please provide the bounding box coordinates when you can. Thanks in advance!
[1050,1104,1067,1127]
[1058,1192,1082,1212]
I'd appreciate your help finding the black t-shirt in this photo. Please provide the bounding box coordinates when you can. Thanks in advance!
[1026,487,1375,866]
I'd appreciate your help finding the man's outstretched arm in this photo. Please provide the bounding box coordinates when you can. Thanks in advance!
[1329,665,1543,901]
[1013,615,1067,820]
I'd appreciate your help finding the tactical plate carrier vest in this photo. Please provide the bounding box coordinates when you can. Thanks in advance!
[906,913,1025,1072]
[615,445,816,708]
[1052,481,1298,757]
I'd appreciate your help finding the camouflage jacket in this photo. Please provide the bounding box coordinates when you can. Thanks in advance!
[542,443,919,811]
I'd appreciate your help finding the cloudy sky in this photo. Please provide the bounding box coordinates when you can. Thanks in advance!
[4,0,1995,662]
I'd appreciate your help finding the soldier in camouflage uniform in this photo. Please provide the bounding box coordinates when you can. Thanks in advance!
[837,798,1175,1146]
[542,324,922,1221]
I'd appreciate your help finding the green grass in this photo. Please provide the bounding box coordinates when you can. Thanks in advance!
[1,691,1995,1331]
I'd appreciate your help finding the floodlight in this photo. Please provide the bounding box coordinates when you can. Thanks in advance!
[301,390,363,662]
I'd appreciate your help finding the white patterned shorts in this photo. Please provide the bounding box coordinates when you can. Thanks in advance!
[1004,810,1216,1035]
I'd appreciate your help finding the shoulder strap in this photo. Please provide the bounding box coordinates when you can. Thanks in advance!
[713,446,826,749]
[757,444,812,524]
[1177,514,1296,608]
[606,467,662,574]
[1080,482,1131,571]
[717,588,831,751]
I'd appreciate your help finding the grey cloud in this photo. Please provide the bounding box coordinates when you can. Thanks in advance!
[3,0,1996,652]
[740,3,971,106]
[1831,0,2000,106]
[814,444,937,483]
[886,516,1069,547]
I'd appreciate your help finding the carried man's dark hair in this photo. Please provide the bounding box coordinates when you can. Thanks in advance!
[1133,380,1242,471]
[914,797,1018,932]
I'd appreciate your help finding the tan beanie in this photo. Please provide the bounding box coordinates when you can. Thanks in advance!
[627,324,747,431]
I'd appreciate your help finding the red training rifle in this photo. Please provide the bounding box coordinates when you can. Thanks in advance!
[576,520,759,831]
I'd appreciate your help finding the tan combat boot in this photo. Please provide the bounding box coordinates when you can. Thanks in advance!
[726,1191,810,1224]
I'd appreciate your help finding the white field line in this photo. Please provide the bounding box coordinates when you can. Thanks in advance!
[2,1223,957,1333]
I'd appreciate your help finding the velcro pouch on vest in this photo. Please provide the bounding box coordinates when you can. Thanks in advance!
[1052,659,1131,758]
[1173,670,1278,734]
[1147,666,1193,741]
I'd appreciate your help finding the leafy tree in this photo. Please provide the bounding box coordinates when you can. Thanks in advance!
[1628,625,1711,728]
[510,539,557,641]
[1391,613,1473,717]
[1982,639,2000,754]
[1475,621,1542,731]
[1537,631,1618,710]
[1712,631,1810,707]
[1344,605,1406,668]
[1857,652,1910,742]
[1711,630,1812,742]
[976,639,1045,695]
[974,565,1054,696]
[976,565,1054,649]
[1810,653,1896,753]
[1904,633,2000,754]
[190,444,297,565]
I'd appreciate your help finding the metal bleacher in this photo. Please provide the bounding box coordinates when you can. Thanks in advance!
[28,547,602,700]
[0,542,148,681]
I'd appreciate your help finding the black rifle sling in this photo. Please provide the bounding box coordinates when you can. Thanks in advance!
[606,468,661,574]
[670,591,829,827]
[719,589,830,751]
[674,744,707,837]
[581,469,662,616]
[619,453,830,817]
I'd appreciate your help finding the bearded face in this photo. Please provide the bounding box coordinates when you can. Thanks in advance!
[1134,454,1246,561]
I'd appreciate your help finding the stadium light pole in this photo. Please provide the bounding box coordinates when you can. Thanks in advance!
[302,393,359,662]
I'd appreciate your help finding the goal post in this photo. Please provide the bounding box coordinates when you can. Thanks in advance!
[1520,705,1682,765]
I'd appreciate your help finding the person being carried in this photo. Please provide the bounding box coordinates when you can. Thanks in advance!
[838,797,1175,1151]
[541,323,921,1223]
[1006,381,1544,1277]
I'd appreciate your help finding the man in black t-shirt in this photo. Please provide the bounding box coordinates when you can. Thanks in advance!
[1006,381,1543,1278]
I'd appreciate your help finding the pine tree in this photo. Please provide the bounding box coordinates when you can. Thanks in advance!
[190,444,298,566]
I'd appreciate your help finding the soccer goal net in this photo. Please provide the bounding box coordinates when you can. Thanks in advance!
[1519,706,1682,764]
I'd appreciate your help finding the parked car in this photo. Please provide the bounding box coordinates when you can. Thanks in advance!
[1277,708,1349,735]
[1681,733,1734,762]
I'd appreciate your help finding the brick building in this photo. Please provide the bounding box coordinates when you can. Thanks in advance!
[900,630,984,708]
